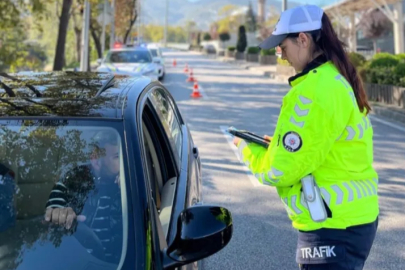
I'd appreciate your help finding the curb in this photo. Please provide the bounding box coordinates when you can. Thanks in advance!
[219,58,279,79]
[371,103,405,125]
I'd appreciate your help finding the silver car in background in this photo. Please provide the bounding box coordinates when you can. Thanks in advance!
[97,47,159,81]
[147,44,165,80]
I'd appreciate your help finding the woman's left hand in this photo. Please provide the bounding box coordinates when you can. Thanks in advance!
[233,137,241,146]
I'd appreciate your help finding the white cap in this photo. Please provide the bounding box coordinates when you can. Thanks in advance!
[259,5,324,49]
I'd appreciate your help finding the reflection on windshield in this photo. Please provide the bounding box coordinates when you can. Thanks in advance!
[0,121,126,270]
[106,51,152,63]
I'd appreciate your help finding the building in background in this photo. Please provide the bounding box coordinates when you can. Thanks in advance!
[356,1,405,54]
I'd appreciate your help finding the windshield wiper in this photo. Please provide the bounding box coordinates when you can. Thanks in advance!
[95,75,115,97]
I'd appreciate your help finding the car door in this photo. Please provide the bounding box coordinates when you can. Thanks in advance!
[136,85,202,269]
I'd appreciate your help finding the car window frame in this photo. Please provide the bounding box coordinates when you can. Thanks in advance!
[135,85,183,261]
[147,87,183,170]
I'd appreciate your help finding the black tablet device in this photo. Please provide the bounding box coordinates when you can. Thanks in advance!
[227,127,270,148]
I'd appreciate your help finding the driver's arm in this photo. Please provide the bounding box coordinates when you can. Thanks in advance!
[44,167,88,229]
[44,174,77,229]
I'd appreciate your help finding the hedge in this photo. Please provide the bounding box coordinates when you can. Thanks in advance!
[247,46,260,54]
[260,48,276,56]
[358,52,405,87]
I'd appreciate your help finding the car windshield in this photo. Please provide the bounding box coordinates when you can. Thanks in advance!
[149,49,158,57]
[105,50,152,63]
[0,120,128,270]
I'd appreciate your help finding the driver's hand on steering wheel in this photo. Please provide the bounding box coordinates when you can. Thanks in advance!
[44,207,86,230]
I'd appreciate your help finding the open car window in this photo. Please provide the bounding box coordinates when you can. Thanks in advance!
[0,120,128,270]
[148,88,183,166]
[140,102,178,240]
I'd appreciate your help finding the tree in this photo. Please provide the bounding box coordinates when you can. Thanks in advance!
[53,0,73,71]
[203,33,211,41]
[0,0,48,72]
[70,1,83,63]
[245,1,257,33]
[216,5,242,34]
[359,8,392,53]
[89,1,103,59]
[115,0,137,44]
[197,32,201,46]
[219,32,230,44]
[236,25,247,53]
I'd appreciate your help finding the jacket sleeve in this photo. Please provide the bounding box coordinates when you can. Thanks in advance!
[45,179,69,209]
[237,94,344,187]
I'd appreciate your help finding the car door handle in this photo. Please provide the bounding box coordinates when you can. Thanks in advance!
[193,146,199,159]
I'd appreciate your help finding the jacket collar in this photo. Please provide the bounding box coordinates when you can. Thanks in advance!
[288,54,328,87]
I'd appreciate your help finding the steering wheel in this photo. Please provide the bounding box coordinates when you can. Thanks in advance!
[73,221,106,261]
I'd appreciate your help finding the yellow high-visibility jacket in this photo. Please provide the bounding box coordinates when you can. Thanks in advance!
[238,59,379,231]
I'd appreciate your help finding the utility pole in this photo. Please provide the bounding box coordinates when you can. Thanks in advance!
[139,0,143,42]
[164,0,168,47]
[101,0,107,54]
[110,0,115,49]
[282,0,287,11]
[137,0,140,43]
[80,0,90,71]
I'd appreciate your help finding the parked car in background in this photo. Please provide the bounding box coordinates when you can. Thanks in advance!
[0,71,233,270]
[97,47,159,81]
[147,44,165,80]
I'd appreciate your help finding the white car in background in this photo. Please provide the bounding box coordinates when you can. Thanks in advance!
[147,44,165,80]
[96,47,159,81]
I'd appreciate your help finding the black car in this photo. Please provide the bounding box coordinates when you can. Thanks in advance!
[0,72,233,270]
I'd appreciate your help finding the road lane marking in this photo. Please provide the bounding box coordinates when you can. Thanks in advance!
[219,125,263,187]
[369,115,405,132]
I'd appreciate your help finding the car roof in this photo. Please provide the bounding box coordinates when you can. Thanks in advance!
[147,44,159,49]
[0,72,151,119]
[109,47,150,52]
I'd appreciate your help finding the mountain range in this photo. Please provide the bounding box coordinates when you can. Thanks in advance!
[141,0,329,30]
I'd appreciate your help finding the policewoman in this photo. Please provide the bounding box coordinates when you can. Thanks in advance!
[233,5,379,270]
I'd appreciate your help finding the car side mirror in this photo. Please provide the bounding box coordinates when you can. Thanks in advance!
[162,205,233,270]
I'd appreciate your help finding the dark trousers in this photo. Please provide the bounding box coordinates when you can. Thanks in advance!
[297,218,378,270]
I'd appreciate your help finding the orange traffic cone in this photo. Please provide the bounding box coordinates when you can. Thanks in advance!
[184,64,189,73]
[190,81,202,98]
[173,59,177,67]
[186,68,195,82]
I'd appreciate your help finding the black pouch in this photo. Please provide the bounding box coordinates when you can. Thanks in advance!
[296,242,346,265]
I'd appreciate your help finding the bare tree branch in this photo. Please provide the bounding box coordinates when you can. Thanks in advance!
[0,73,42,97]
[0,81,16,97]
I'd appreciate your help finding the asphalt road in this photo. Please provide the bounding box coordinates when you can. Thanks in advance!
[161,50,405,270]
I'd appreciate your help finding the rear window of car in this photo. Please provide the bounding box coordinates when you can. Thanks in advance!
[149,49,158,57]
[0,120,128,270]
[106,50,152,63]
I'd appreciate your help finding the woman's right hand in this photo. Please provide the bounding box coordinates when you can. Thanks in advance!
[264,135,272,142]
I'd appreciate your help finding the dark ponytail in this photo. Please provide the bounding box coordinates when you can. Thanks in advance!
[316,14,371,114]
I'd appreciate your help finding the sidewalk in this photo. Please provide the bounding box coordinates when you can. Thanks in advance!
[218,57,277,79]
[215,55,405,126]
[370,102,405,125]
